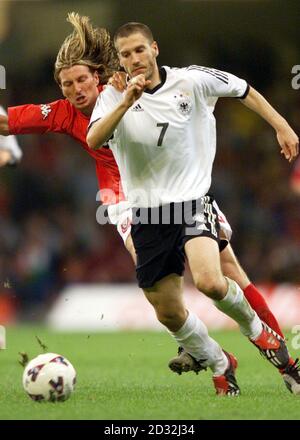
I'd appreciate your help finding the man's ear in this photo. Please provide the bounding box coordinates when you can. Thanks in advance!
[152,41,159,58]
[94,71,100,86]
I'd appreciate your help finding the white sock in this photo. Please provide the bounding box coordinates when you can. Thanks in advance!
[170,311,228,376]
[214,277,262,340]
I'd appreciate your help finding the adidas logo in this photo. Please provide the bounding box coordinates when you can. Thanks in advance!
[132,103,144,112]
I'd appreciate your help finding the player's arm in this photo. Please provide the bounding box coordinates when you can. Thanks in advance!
[194,67,299,162]
[87,74,150,150]
[241,86,299,162]
[87,100,129,150]
[5,100,71,137]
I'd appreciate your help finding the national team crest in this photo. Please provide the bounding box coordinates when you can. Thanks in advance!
[174,93,192,116]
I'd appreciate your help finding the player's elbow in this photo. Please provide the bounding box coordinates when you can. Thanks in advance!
[86,129,101,150]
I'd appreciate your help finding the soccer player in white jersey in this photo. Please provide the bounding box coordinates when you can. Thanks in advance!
[87,22,299,396]
[0,106,22,167]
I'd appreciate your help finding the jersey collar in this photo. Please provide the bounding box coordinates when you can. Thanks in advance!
[144,67,166,95]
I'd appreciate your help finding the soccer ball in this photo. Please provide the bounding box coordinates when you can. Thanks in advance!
[22,353,76,402]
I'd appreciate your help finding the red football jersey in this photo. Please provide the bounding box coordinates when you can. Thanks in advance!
[8,87,124,205]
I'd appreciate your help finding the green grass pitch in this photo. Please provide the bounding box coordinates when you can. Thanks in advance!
[0,326,299,420]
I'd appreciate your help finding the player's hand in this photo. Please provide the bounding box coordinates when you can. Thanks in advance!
[0,150,13,167]
[277,124,299,162]
[107,71,127,92]
[123,74,151,108]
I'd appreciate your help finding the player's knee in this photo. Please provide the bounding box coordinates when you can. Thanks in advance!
[156,308,186,330]
[194,274,227,300]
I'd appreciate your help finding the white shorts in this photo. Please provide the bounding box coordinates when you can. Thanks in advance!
[107,202,132,244]
[212,200,233,241]
[108,199,233,244]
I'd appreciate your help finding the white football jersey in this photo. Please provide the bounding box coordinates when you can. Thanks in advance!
[89,66,248,208]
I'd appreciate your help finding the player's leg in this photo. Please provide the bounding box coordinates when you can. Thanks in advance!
[124,223,282,340]
[143,273,240,395]
[220,244,300,394]
[114,207,137,264]
[185,237,261,337]
[220,243,284,337]
[185,235,290,371]
[119,216,239,394]
[124,234,136,264]
[130,209,240,396]
[214,199,285,337]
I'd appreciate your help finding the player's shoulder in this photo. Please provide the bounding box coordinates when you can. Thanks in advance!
[99,85,122,102]
[163,65,188,79]
[59,97,90,121]
[43,97,72,114]
[164,65,228,85]
[43,98,76,122]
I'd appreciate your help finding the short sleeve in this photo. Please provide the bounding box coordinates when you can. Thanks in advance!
[186,65,249,99]
[7,99,73,135]
[88,86,123,131]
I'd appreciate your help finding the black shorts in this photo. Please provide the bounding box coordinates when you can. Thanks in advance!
[131,195,221,289]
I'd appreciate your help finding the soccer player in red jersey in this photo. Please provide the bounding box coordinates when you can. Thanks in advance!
[0,13,122,206]
[0,13,298,393]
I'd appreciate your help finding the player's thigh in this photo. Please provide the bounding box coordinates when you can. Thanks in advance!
[220,243,250,289]
[124,234,137,265]
[114,208,136,264]
[184,236,226,296]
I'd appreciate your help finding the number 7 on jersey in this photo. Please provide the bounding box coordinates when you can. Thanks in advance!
[156,122,169,147]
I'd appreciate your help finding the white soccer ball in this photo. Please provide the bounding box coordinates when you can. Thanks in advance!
[22,353,76,402]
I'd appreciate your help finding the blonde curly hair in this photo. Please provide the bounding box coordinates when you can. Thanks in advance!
[54,12,119,85]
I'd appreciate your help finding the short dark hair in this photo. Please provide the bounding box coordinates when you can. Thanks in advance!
[114,22,154,47]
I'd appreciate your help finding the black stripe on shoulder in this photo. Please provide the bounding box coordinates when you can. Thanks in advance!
[191,66,228,81]
[187,65,228,84]
[238,83,250,99]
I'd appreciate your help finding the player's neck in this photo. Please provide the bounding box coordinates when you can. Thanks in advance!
[147,66,162,90]
[78,101,96,117]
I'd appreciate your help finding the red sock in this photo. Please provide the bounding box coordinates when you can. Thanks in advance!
[243,283,284,338]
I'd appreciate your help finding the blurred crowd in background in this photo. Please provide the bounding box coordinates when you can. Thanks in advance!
[0,0,299,320]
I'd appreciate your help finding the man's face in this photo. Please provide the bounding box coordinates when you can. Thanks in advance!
[116,32,159,81]
[59,65,99,115]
